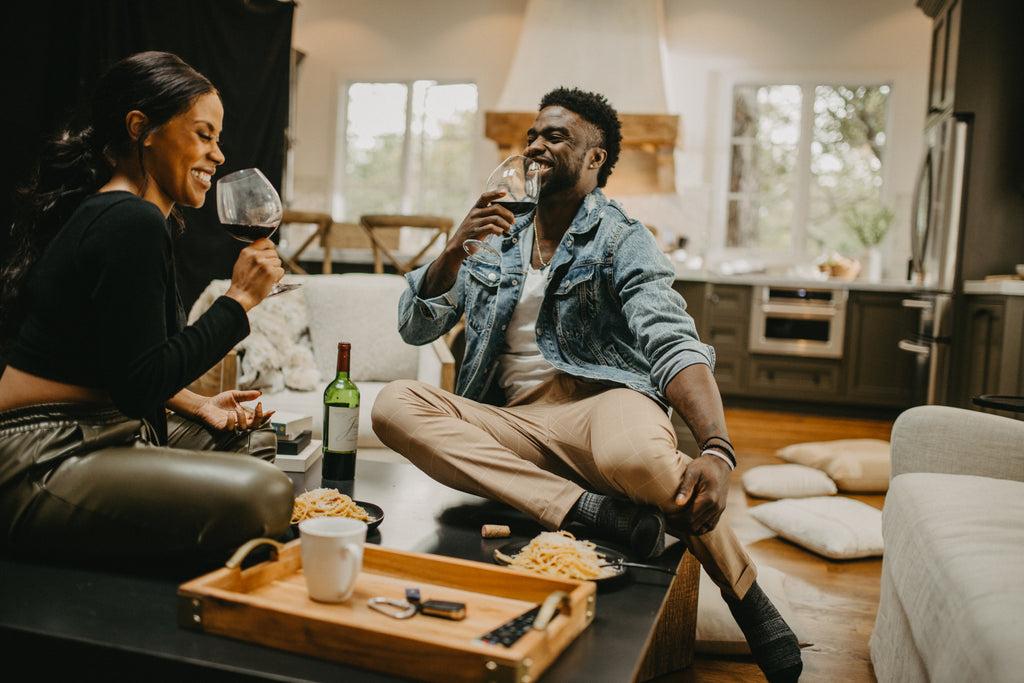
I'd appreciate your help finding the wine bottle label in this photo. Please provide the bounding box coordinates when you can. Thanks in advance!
[325,406,359,452]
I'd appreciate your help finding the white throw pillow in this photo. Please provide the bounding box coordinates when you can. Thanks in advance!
[776,438,891,493]
[696,565,811,655]
[742,464,838,499]
[302,273,418,383]
[749,496,884,559]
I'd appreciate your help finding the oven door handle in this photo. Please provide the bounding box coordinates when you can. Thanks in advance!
[897,338,931,356]
[901,298,934,311]
[760,303,839,317]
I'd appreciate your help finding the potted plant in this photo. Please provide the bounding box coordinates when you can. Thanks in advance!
[843,203,894,281]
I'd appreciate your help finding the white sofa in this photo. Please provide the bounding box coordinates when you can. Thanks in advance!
[869,405,1024,683]
[189,273,454,448]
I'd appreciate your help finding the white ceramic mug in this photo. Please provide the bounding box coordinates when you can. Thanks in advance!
[299,517,367,603]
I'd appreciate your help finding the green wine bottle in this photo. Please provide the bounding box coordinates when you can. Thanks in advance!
[322,342,359,481]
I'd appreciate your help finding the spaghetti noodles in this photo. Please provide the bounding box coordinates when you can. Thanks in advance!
[495,531,615,580]
[291,488,370,525]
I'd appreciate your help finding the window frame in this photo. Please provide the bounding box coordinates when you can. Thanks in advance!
[331,78,479,222]
[713,72,896,259]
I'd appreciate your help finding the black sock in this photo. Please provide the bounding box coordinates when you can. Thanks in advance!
[724,581,802,683]
[567,492,665,560]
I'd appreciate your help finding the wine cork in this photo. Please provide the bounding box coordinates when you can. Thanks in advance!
[481,524,511,538]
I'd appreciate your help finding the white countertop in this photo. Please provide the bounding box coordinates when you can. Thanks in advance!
[963,279,1024,296]
[673,267,933,293]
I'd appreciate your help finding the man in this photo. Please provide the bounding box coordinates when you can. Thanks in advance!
[373,87,801,683]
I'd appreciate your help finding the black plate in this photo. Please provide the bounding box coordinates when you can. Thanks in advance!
[492,539,628,581]
[290,500,383,532]
[355,501,384,531]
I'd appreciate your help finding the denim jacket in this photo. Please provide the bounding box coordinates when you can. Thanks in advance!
[398,188,715,410]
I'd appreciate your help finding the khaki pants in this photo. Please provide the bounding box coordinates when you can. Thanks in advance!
[372,375,756,599]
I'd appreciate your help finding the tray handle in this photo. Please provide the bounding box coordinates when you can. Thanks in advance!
[225,537,284,569]
[532,591,571,632]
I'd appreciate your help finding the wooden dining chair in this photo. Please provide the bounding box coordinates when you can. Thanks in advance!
[279,210,333,274]
[358,214,454,274]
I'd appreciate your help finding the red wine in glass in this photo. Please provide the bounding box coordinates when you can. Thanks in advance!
[463,156,540,265]
[224,223,278,243]
[493,200,537,217]
[216,168,300,296]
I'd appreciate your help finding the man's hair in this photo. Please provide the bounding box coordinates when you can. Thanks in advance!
[539,87,622,188]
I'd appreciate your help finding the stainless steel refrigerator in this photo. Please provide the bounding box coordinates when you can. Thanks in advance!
[898,114,968,405]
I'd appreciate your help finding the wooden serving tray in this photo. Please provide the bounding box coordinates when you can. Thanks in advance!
[178,539,596,683]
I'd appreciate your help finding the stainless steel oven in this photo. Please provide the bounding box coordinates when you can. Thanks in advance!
[749,285,848,358]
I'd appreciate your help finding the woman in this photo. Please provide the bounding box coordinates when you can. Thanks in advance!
[0,51,294,567]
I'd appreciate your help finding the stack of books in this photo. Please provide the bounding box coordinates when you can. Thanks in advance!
[271,413,321,483]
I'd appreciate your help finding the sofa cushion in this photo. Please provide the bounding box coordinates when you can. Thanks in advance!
[741,464,838,499]
[882,472,1024,682]
[776,438,890,492]
[301,274,418,383]
[749,496,883,559]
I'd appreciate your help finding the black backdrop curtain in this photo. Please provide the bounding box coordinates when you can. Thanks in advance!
[1,0,294,310]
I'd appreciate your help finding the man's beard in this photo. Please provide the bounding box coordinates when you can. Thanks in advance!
[538,153,586,199]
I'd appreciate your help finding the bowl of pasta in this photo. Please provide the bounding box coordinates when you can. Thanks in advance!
[493,530,628,583]
[290,488,383,531]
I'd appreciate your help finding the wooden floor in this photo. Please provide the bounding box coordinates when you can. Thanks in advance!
[652,407,894,683]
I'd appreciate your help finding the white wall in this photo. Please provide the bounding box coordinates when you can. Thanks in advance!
[291,0,931,278]
[290,0,526,212]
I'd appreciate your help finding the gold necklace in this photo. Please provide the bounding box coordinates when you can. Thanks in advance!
[533,221,551,269]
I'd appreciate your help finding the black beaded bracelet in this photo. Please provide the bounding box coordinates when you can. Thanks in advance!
[699,436,737,467]
[701,435,734,451]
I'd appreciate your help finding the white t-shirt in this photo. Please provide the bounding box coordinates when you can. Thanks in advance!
[497,227,561,402]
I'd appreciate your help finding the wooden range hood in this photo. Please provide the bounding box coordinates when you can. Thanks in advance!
[484,111,679,195]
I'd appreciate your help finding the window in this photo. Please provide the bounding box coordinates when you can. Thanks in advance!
[727,83,890,257]
[335,80,478,223]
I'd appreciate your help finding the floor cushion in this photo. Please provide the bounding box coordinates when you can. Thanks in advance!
[696,565,811,654]
[741,464,838,499]
[776,438,890,492]
[749,496,883,559]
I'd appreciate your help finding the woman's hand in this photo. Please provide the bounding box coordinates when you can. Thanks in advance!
[193,390,274,432]
[224,238,285,311]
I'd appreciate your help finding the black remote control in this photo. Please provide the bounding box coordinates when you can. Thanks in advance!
[477,604,560,647]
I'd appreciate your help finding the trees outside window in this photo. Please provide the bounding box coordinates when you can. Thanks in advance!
[336,80,478,223]
[727,83,890,258]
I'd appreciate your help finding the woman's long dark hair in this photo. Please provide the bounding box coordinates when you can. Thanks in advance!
[0,51,217,354]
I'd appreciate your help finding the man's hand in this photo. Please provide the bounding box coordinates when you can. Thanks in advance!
[669,451,732,535]
[419,190,514,298]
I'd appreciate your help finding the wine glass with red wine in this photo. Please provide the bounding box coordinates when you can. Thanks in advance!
[462,155,540,265]
[216,168,300,296]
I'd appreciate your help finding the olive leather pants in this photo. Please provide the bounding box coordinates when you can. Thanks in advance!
[0,403,294,567]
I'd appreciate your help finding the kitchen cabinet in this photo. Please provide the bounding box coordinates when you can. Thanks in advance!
[924,0,961,115]
[678,282,749,394]
[844,292,921,407]
[672,281,920,412]
[957,295,1024,414]
[746,356,841,401]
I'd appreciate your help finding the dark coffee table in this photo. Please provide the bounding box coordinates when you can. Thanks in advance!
[0,458,698,681]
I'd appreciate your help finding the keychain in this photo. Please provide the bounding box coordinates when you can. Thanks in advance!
[367,588,467,621]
